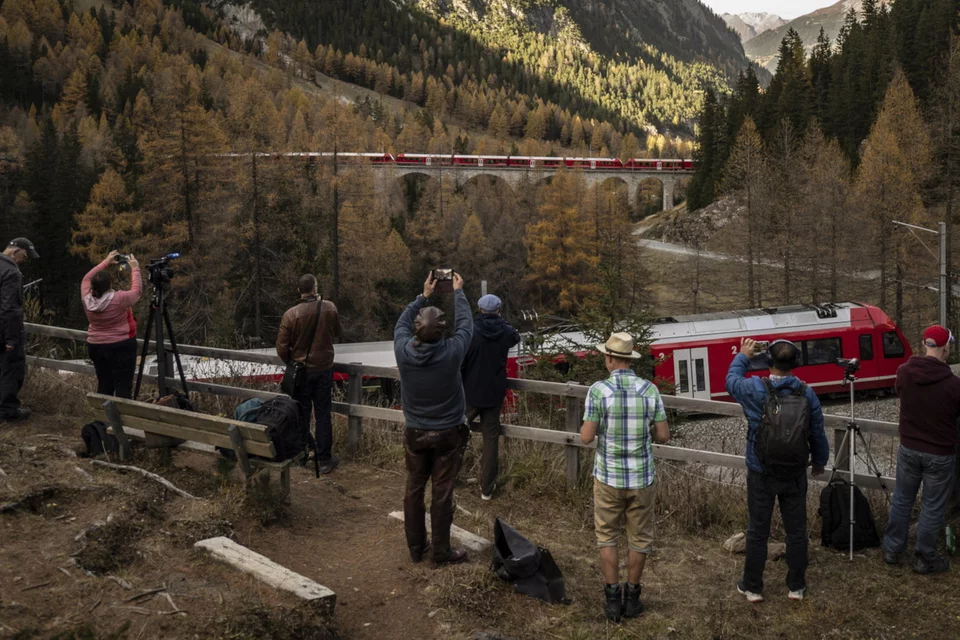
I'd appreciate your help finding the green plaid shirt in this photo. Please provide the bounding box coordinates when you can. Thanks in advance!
[584,369,666,489]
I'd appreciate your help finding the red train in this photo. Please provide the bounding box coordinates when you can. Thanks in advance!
[373,153,693,171]
[648,302,911,400]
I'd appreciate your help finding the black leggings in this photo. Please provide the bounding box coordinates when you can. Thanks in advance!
[87,338,137,399]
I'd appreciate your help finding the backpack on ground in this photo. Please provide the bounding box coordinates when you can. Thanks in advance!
[756,378,811,472]
[254,396,308,462]
[491,518,570,605]
[80,420,118,458]
[818,478,881,551]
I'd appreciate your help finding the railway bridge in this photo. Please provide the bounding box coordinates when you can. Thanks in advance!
[373,164,691,211]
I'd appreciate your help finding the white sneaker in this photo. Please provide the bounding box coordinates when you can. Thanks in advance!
[788,587,806,601]
[737,583,763,603]
[481,484,495,501]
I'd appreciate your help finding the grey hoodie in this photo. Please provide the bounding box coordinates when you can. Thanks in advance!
[393,290,473,430]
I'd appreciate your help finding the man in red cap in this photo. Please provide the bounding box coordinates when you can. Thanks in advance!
[882,325,960,574]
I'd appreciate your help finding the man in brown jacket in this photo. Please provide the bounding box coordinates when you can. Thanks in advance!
[277,274,342,474]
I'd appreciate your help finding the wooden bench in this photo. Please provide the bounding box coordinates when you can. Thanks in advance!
[85,393,303,501]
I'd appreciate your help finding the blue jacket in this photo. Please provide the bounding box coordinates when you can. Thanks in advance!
[394,290,473,430]
[725,353,830,474]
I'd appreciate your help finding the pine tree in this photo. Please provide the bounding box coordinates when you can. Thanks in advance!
[722,117,766,307]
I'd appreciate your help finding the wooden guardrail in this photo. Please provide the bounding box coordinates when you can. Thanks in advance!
[24,323,899,490]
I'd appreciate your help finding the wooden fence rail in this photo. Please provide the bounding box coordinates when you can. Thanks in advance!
[24,323,898,490]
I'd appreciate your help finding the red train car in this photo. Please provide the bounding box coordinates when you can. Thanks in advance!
[650,302,910,401]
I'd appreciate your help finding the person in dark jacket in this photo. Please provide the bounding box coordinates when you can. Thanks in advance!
[726,338,829,603]
[394,271,473,566]
[882,325,960,574]
[0,238,38,423]
[461,294,520,500]
[276,274,342,474]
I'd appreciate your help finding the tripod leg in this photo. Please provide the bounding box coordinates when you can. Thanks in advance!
[850,424,856,561]
[162,305,190,396]
[828,429,851,485]
[133,305,156,400]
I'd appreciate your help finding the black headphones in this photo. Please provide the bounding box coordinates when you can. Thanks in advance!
[763,339,802,370]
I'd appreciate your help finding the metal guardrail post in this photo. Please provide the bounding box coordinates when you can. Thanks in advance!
[564,381,581,489]
[347,362,363,457]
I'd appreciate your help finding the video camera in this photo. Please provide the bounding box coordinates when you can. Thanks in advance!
[146,253,180,288]
[836,357,860,380]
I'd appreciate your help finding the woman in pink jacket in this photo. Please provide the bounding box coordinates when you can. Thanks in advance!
[81,250,142,398]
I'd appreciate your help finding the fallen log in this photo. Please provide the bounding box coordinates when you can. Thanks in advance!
[89,461,201,500]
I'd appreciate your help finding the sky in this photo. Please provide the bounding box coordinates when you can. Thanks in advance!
[700,1,836,19]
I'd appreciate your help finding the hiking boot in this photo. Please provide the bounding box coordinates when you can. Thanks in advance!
[914,554,950,575]
[623,583,644,618]
[433,548,468,568]
[604,583,623,623]
[318,456,339,475]
[883,551,901,566]
[0,408,30,423]
[788,587,806,601]
[737,581,763,603]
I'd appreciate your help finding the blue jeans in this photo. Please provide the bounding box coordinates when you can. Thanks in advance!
[293,369,334,461]
[883,445,956,559]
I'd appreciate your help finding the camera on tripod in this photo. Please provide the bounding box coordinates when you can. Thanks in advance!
[146,253,179,287]
[836,357,861,380]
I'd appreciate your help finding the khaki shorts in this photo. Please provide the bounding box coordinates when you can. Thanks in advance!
[594,478,657,554]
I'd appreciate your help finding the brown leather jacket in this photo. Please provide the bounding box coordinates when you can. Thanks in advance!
[276,297,342,372]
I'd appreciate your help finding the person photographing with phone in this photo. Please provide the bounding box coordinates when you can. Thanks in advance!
[395,270,473,567]
[727,338,829,603]
[81,250,142,399]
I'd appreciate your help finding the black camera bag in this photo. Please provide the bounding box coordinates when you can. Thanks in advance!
[819,478,880,550]
[254,397,308,462]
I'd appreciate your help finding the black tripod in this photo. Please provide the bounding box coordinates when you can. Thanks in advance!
[134,262,189,399]
[829,358,890,560]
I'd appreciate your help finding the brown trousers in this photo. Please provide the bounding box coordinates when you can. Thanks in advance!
[465,404,503,496]
[403,425,469,562]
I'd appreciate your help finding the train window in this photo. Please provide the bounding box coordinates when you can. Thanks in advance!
[883,332,905,358]
[677,361,689,394]
[859,334,874,361]
[694,359,706,392]
[803,338,842,366]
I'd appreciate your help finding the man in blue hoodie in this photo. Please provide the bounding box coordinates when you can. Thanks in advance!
[726,338,829,603]
[461,294,521,500]
[395,271,473,566]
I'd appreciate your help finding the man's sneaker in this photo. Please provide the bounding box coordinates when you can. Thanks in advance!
[481,484,496,501]
[737,582,763,603]
[914,554,950,575]
[623,583,644,618]
[318,456,339,475]
[883,551,901,566]
[788,587,806,601]
[0,408,30,423]
[604,584,623,623]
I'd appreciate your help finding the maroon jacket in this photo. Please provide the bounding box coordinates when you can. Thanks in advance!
[896,356,960,456]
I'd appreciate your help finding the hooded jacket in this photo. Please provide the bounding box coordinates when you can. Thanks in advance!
[0,253,24,347]
[81,258,142,345]
[394,290,473,430]
[726,353,830,474]
[461,313,520,408]
[896,355,960,456]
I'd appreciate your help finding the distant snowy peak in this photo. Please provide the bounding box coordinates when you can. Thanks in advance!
[721,11,787,43]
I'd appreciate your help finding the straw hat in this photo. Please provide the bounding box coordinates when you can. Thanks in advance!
[596,332,642,360]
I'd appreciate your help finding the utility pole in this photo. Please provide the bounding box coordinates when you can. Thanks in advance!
[251,152,262,340]
[892,220,948,328]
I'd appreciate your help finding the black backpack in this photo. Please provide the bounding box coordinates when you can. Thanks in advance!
[819,478,881,551]
[491,519,570,605]
[756,378,811,473]
[254,397,308,462]
[80,421,118,458]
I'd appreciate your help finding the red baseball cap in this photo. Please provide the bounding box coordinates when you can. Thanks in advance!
[922,325,954,348]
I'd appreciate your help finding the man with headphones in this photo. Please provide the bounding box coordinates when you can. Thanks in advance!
[726,338,830,603]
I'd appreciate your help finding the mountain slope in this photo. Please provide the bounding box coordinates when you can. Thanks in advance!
[722,12,787,43]
[239,0,764,132]
[744,0,888,72]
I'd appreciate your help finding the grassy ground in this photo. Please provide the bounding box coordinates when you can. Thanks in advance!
[2,369,959,640]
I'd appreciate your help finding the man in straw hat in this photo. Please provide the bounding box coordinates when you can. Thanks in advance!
[581,332,670,623]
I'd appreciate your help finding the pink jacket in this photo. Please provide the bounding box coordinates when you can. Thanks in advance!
[81,258,142,345]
